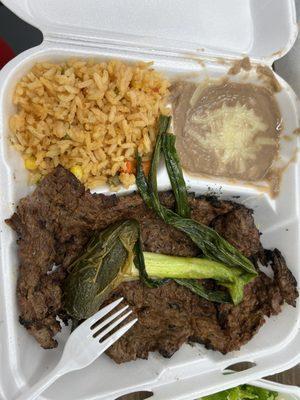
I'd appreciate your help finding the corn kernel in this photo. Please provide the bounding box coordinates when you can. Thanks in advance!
[70,165,83,181]
[24,157,37,170]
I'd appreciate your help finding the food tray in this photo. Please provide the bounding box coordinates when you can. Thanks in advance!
[0,1,299,399]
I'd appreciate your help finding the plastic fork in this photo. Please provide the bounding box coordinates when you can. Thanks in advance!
[16,298,137,400]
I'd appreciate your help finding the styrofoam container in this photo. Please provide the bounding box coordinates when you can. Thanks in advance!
[0,1,299,399]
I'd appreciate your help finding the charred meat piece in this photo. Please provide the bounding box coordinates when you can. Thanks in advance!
[106,256,297,363]
[6,167,234,348]
[6,166,298,360]
[105,281,227,362]
[267,249,298,307]
[210,206,261,258]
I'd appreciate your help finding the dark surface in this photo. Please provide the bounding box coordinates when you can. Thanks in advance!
[268,365,300,386]
[0,2,42,55]
[6,166,298,362]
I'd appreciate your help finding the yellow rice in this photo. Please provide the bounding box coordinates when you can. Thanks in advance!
[9,59,170,189]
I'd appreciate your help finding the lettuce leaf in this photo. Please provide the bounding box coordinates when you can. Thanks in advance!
[201,385,278,400]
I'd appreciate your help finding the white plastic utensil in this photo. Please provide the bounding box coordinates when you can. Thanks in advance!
[16,298,137,400]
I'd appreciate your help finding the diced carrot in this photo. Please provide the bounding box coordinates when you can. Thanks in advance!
[121,159,151,176]
[122,160,136,174]
[142,160,151,176]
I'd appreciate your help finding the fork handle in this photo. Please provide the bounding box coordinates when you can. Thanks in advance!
[15,363,68,400]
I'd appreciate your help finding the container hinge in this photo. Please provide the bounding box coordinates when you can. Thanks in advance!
[43,31,254,64]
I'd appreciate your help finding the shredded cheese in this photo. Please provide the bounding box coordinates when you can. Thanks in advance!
[189,102,270,173]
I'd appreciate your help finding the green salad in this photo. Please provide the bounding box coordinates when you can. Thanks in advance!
[201,384,278,400]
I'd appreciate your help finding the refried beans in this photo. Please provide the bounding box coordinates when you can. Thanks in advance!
[171,79,282,181]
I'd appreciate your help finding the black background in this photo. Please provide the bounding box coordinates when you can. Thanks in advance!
[0,2,42,55]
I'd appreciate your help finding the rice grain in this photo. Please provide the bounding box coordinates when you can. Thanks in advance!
[10,59,170,189]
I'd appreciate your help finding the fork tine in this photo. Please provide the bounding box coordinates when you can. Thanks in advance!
[100,318,138,351]
[96,310,133,340]
[79,298,124,330]
[91,305,129,332]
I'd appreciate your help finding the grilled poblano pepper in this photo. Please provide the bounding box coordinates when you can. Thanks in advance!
[63,220,139,320]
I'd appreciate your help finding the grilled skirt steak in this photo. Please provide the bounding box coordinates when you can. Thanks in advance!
[6,166,298,361]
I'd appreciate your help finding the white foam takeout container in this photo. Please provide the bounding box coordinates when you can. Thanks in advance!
[0,1,299,399]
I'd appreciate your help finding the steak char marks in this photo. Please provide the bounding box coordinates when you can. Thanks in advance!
[6,166,298,361]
